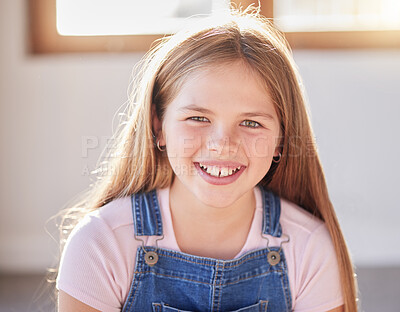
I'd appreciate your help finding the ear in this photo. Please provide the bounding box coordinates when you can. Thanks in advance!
[273,135,283,157]
[151,104,165,145]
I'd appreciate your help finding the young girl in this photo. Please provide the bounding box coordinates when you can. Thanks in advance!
[56,7,358,312]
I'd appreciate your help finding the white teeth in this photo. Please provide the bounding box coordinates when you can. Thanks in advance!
[220,168,229,177]
[199,163,241,178]
[205,166,219,177]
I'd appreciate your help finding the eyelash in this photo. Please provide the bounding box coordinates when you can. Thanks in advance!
[190,116,209,122]
[240,120,261,128]
[189,117,261,128]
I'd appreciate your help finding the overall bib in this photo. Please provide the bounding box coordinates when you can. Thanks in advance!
[122,187,292,312]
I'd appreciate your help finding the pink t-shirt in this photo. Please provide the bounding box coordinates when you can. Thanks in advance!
[57,187,343,312]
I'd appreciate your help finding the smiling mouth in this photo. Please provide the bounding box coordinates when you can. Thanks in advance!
[197,162,242,178]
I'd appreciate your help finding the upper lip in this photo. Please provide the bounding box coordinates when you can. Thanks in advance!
[194,161,246,168]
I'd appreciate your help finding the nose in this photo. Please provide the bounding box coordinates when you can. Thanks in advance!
[206,124,238,156]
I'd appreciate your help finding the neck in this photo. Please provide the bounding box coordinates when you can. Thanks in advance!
[169,178,255,231]
[168,178,256,259]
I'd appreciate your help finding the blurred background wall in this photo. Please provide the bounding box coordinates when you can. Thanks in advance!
[1,0,399,274]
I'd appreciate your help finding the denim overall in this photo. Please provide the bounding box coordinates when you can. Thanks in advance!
[122,187,292,312]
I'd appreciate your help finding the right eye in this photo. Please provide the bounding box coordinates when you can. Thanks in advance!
[189,116,209,122]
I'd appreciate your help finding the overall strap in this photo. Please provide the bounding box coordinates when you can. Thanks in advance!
[259,186,282,237]
[131,190,163,236]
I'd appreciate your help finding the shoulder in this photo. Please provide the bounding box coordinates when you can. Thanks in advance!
[64,195,133,240]
[93,195,133,231]
[278,197,335,268]
[279,197,324,236]
[278,197,335,260]
[59,195,134,267]
[60,195,135,263]
[277,198,344,310]
[57,195,136,310]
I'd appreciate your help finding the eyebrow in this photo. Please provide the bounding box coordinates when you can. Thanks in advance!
[240,112,275,121]
[179,104,275,121]
[178,104,214,115]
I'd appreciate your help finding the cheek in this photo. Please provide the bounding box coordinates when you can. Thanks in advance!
[165,123,204,157]
[242,134,278,158]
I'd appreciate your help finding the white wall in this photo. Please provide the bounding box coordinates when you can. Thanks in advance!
[1,0,399,273]
[294,50,400,266]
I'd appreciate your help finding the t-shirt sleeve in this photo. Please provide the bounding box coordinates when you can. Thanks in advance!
[56,214,128,312]
[293,223,344,312]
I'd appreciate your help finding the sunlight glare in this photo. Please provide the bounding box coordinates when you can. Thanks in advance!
[56,0,225,36]
[274,0,400,32]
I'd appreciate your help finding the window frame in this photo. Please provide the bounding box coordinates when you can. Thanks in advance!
[29,0,400,53]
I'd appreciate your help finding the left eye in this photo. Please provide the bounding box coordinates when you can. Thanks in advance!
[241,120,261,128]
[189,116,209,122]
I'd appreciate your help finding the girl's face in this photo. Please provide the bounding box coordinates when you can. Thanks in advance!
[157,61,281,208]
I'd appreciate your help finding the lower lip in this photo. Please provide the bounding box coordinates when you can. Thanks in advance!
[193,162,246,186]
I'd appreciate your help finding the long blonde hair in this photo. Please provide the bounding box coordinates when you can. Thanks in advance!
[57,6,358,311]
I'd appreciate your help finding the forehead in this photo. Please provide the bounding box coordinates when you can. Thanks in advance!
[168,61,276,116]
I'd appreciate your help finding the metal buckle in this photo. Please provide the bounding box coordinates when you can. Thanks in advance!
[261,233,290,266]
[134,234,164,266]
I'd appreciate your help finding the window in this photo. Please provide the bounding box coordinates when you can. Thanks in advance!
[274,0,400,32]
[56,0,225,36]
[29,0,400,53]
[273,0,400,49]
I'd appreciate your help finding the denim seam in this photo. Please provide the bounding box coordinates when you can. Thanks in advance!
[151,190,162,235]
[280,251,292,311]
[129,271,143,308]
[262,188,269,235]
[142,271,211,285]
[268,193,276,236]
[122,248,144,311]
[211,261,219,311]
[271,249,291,312]
[133,194,145,235]
[156,250,275,268]
[261,300,268,312]
[152,303,161,312]
[268,191,272,236]
[133,191,163,236]
[127,252,145,309]
[273,194,282,237]
[217,261,225,312]
[260,187,283,237]
[156,191,162,234]
[132,195,139,235]
[122,271,139,311]
[140,195,145,234]
[136,269,283,286]
[149,192,156,234]
[121,281,133,312]
[224,269,282,286]
[279,271,289,312]
[122,252,138,311]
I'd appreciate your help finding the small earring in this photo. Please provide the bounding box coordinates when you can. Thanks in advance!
[156,140,166,152]
[272,152,281,163]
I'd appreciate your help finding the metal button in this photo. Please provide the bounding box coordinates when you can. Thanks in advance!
[267,251,280,266]
[145,251,158,266]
